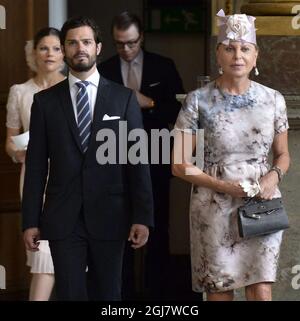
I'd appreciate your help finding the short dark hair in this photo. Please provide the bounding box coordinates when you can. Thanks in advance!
[33,27,61,49]
[60,16,101,45]
[111,11,143,35]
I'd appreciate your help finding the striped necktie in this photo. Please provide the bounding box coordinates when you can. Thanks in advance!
[75,81,92,153]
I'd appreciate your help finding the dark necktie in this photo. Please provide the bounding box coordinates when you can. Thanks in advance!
[75,81,92,153]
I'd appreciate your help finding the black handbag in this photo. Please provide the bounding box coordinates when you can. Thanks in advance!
[238,198,289,238]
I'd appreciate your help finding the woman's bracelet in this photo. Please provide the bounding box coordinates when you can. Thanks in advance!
[269,165,284,182]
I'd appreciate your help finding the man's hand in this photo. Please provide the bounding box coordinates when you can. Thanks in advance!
[23,227,40,251]
[135,91,154,109]
[128,224,149,249]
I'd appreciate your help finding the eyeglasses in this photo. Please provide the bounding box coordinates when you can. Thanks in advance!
[114,36,141,49]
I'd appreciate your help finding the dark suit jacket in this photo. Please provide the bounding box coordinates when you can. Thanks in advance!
[99,51,185,132]
[22,76,154,241]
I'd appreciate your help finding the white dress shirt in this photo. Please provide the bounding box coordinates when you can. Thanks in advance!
[68,69,100,123]
[120,50,143,91]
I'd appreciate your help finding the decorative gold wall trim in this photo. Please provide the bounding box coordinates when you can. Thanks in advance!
[242,3,300,16]
[211,1,300,35]
[250,0,300,3]
[255,16,300,35]
[211,0,236,35]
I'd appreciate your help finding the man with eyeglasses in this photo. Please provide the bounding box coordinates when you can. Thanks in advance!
[99,11,184,300]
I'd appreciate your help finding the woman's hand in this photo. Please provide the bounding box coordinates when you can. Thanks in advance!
[258,171,278,200]
[23,227,40,251]
[221,181,248,198]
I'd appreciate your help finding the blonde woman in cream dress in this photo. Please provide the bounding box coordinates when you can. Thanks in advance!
[5,27,65,300]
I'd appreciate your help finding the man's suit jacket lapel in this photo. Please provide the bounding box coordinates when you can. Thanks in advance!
[87,76,111,149]
[59,79,83,153]
[141,51,151,93]
[111,56,124,85]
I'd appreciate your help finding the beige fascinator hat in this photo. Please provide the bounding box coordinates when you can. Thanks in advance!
[25,40,38,72]
[216,9,257,45]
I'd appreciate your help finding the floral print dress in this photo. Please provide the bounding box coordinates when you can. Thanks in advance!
[175,80,289,293]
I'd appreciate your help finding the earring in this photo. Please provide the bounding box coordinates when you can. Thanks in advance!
[218,67,223,75]
[254,67,259,76]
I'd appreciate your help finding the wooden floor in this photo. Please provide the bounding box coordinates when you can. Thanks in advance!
[0,290,28,301]
[0,255,202,301]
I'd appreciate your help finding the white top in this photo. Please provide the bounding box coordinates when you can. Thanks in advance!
[68,69,100,123]
[6,79,41,131]
[120,50,143,91]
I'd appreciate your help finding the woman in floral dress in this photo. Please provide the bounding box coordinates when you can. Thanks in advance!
[172,10,290,301]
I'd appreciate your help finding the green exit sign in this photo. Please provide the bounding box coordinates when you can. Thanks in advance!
[146,7,206,33]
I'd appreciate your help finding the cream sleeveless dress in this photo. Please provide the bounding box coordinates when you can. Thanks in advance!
[6,79,54,273]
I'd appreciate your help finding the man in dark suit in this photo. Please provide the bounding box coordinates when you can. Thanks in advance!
[22,16,153,301]
[99,12,184,300]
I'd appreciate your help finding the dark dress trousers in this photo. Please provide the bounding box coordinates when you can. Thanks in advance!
[22,76,154,300]
[99,51,185,299]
